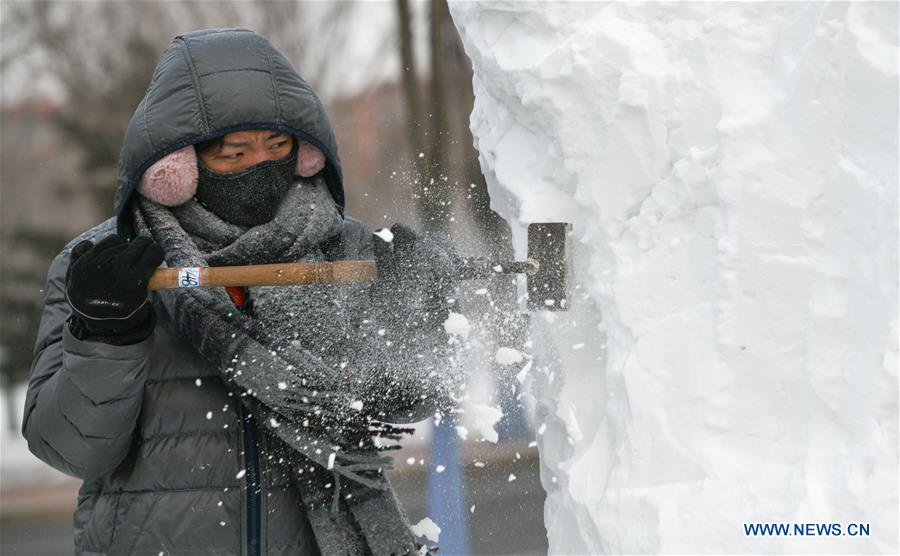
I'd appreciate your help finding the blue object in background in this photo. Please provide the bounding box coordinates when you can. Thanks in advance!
[495,378,529,442]
[427,418,470,555]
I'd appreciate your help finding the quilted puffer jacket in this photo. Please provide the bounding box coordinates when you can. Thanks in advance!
[23,28,412,555]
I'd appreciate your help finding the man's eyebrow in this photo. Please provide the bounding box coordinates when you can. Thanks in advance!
[222,132,288,148]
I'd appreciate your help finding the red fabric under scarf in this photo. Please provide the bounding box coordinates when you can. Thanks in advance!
[225,286,248,308]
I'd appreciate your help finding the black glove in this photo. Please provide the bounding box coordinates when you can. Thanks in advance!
[370,223,458,328]
[65,234,165,344]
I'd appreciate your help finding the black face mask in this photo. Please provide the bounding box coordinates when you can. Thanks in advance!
[195,141,299,227]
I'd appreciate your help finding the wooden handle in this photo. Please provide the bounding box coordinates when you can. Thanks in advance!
[148,261,377,290]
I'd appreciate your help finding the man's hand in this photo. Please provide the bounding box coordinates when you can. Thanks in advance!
[65,234,164,342]
[370,224,458,328]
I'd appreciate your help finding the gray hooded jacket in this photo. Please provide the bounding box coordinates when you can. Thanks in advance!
[23,28,423,555]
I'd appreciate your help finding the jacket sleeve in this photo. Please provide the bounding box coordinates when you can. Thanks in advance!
[22,240,153,482]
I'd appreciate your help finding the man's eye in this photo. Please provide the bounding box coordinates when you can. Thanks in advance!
[222,153,242,160]
[272,142,288,149]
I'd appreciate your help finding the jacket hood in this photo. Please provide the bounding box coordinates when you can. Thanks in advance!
[114,28,344,238]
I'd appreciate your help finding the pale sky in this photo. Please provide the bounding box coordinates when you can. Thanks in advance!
[0,0,431,105]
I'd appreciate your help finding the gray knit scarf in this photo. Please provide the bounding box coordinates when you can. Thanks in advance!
[132,176,434,555]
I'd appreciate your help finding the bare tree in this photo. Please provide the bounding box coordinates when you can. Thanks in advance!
[395,0,425,158]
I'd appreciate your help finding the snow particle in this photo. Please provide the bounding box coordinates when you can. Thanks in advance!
[469,404,504,443]
[195,378,202,387]
[508,474,517,482]
[455,426,469,440]
[349,400,364,411]
[443,312,471,340]
[410,517,441,543]
[277,382,288,390]
[406,457,416,465]
[374,228,395,242]
[435,465,446,473]
[205,411,213,420]
[495,347,524,365]
[327,452,336,470]
[516,359,534,384]
[235,470,246,480]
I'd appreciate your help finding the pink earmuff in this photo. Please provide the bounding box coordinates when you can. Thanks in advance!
[297,140,326,178]
[138,138,327,207]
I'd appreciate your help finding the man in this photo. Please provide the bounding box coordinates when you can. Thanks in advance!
[23,28,462,555]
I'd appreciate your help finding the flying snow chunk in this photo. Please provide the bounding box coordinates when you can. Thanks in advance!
[195,378,202,387]
[508,474,517,482]
[205,411,213,420]
[235,469,246,480]
[495,347,524,365]
[410,517,441,543]
[277,382,287,390]
[435,465,446,473]
[406,457,416,465]
[327,452,336,470]
[516,359,534,384]
[374,228,394,242]
[469,404,504,443]
[455,425,469,440]
[349,400,364,411]
[443,312,471,340]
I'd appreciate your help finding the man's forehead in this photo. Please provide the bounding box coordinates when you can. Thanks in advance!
[221,130,288,146]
